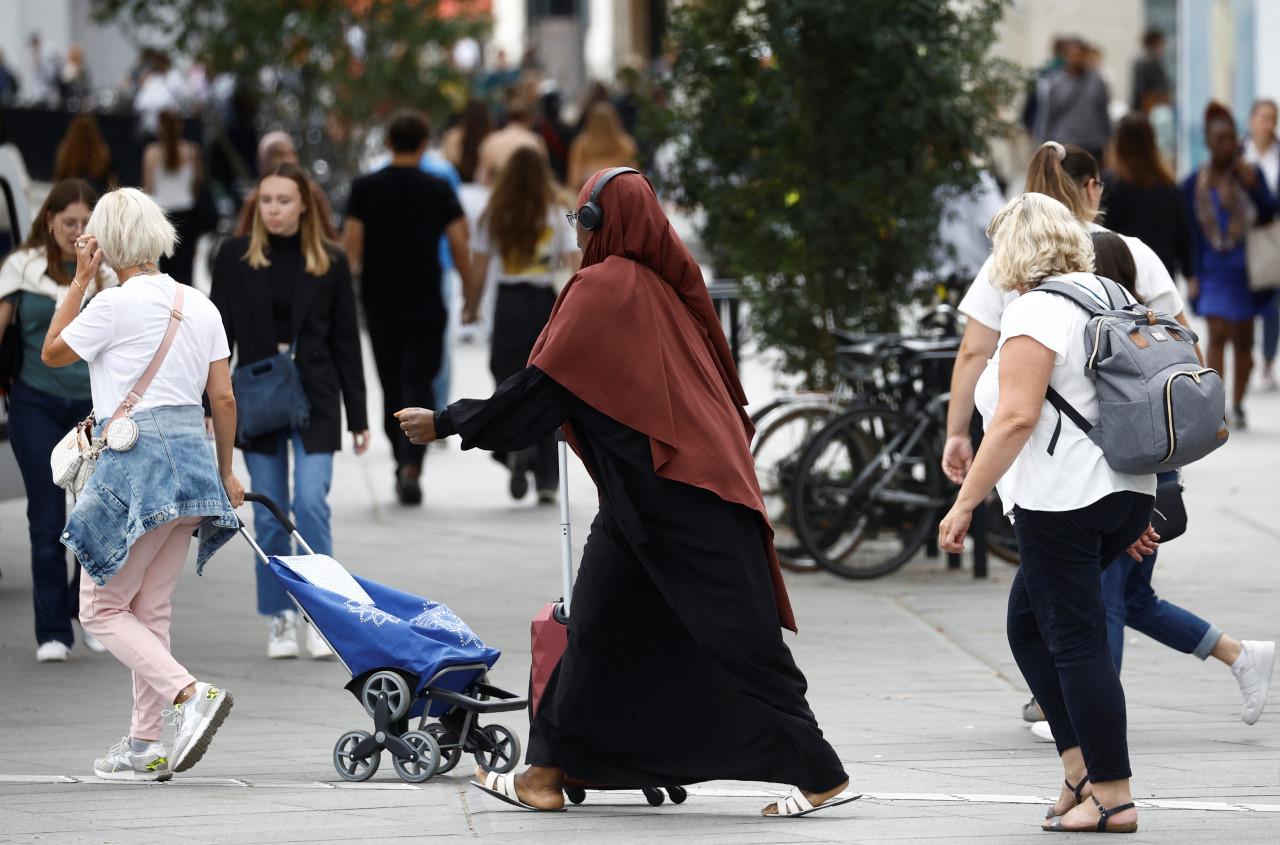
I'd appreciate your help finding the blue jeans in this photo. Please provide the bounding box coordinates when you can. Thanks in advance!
[7,379,93,647]
[243,429,334,616]
[1100,551,1221,674]
[1008,491,1152,783]
[1262,296,1280,364]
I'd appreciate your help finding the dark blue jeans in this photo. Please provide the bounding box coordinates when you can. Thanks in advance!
[1007,490,1153,784]
[7,379,94,647]
[1100,550,1221,675]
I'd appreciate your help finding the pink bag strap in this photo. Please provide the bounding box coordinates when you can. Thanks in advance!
[109,283,185,425]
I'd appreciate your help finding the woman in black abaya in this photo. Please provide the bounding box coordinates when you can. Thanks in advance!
[396,168,852,817]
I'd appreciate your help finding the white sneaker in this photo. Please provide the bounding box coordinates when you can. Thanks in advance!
[36,641,70,662]
[306,623,334,659]
[267,611,300,659]
[94,736,172,782]
[1030,720,1055,742]
[82,630,107,654]
[1232,640,1276,726]
[167,682,233,773]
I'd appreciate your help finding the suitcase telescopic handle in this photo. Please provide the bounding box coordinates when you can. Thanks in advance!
[244,491,297,534]
[556,428,573,617]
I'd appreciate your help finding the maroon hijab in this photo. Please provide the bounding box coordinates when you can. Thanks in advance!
[530,170,796,631]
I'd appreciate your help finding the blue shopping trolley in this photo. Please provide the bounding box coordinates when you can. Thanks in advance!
[240,492,527,783]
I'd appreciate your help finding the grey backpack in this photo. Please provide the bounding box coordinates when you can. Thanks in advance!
[1034,276,1229,475]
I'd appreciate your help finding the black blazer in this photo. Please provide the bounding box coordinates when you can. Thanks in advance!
[211,236,368,455]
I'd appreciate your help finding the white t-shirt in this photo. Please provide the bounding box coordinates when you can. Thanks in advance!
[472,207,575,286]
[61,274,230,420]
[959,222,1184,331]
[974,272,1156,513]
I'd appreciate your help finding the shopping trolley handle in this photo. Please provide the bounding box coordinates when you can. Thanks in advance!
[244,491,297,534]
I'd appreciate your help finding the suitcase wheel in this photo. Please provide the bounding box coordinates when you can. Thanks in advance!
[668,786,687,804]
[643,787,664,806]
[565,785,587,805]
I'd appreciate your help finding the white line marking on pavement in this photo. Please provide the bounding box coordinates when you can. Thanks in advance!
[6,778,1280,810]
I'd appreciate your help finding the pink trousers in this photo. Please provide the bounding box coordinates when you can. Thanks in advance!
[79,516,201,740]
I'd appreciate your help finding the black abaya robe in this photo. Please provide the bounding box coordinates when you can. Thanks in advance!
[435,366,847,792]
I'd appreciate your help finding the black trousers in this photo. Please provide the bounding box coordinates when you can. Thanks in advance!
[1007,490,1153,783]
[367,308,444,472]
[490,283,557,491]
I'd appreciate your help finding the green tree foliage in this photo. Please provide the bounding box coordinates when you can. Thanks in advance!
[654,0,1018,386]
[91,0,489,185]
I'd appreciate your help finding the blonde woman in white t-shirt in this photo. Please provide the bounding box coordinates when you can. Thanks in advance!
[40,187,242,782]
[938,193,1156,834]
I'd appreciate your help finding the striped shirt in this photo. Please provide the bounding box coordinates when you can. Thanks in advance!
[1034,68,1112,154]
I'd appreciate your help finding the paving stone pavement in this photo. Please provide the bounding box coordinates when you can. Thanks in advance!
[2,334,1280,843]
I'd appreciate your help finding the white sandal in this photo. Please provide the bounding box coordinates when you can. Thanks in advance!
[765,785,861,818]
[470,770,566,812]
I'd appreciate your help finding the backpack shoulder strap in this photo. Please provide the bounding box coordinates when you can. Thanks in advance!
[1032,279,1106,314]
[1093,274,1139,309]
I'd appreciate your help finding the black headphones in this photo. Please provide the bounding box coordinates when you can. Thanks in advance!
[577,167,641,231]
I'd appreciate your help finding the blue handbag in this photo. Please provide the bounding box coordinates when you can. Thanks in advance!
[231,343,311,440]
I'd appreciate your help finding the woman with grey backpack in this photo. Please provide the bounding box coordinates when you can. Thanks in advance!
[939,193,1157,833]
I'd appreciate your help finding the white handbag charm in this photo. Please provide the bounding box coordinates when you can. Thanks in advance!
[105,411,139,451]
[49,284,185,492]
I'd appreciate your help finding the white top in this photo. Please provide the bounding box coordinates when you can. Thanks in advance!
[959,222,1183,331]
[61,274,230,419]
[1244,137,1280,197]
[974,272,1156,513]
[151,161,196,211]
[471,207,575,286]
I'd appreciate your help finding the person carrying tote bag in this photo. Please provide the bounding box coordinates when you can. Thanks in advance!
[39,187,243,781]
[210,161,369,661]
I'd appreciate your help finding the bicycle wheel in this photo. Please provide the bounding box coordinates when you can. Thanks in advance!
[791,405,944,579]
[751,397,841,572]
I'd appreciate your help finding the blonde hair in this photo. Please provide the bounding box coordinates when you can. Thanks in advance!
[243,162,333,276]
[986,192,1095,292]
[85,187,176,269]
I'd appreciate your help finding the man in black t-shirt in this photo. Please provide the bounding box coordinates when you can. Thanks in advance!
[344,110,469,505]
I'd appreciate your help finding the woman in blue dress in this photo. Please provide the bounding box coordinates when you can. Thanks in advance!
[1182,102,1277,428]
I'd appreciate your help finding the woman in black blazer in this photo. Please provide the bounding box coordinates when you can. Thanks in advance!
[210,161,369,660]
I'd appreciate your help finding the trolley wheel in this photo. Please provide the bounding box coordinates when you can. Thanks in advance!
[643,787,665,806]
[425,723,462,775]
[473,724,521,774]
[564,785,587,805]
[361,670,412,721]
[391,730,441,783]
[668,786,687,804]
[333,730,380,782]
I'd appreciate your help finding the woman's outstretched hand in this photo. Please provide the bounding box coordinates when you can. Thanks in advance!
[395,408,436,445]
[938,506,972,554]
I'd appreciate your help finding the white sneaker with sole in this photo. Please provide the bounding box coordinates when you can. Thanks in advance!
[306,623,334,658]
[1030,720,1055,742]
[36,641,70,662]
[1232,640,1276,725]
[82,630,107,653]
[168,682,233,773]
[94,736,172,781]
[267,610,300,659]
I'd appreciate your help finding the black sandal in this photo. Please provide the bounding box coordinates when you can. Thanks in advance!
[1044,775,1089,821]
[1044,795,1138,833]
